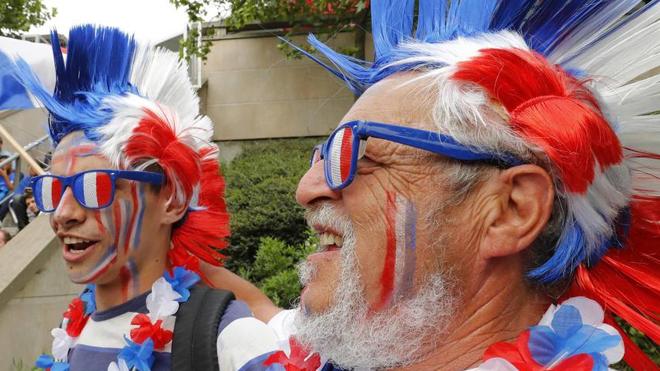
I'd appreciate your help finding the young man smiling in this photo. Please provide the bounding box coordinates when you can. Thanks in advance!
[6,25,280,370]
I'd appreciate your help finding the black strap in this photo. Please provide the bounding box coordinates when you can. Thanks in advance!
[171,285,236,371]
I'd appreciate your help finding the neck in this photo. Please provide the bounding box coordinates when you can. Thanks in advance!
[94,244,170,311]
[396,259,550,370]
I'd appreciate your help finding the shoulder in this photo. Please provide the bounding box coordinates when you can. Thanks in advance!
[267,308,299,342]
[216,300,281,371]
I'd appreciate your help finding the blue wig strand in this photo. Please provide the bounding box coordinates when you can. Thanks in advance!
[371,0,414,59]
[12,25,138,145]
[528,222,587,284]
[445,0,498,39]
[295,0,657,96]
[415,0,446,42]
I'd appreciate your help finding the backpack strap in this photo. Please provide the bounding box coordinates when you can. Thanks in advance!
[171,284,236,371]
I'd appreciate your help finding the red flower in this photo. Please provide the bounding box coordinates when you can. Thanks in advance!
[263,337,321,371]
[484,330,596,371]
[63,298,89,337]
[130,314,173,350]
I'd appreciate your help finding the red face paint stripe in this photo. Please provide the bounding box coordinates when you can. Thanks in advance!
[96,172,113,207]
[119,265,131,301]
[93,211,106,235]
[375,191,398,311]
[113,201,122,248]
[339,128,353,182]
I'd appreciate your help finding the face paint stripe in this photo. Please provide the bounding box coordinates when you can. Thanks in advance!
[83,172,98,208]
[126,183,139,251]
[113,201,122,248]
[119,265,131,300]
[119,199,131,254]
[376,191,398,311]
[132,183,146,249]
[400,200,417,298]
[93,211,106,235]
[128,259,139,296]
[76,248,117,283]
[393,196,407,302]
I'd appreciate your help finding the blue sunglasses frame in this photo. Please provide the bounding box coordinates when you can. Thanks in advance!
[31,169,165,212]
[312,120,524,190]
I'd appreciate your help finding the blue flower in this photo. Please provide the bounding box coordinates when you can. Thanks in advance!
[119,337,155,371]
[35,355,70,371]
[35,354,54,369]
[164,267,199,302]
[528,301,622,370]
[80,284,96,315]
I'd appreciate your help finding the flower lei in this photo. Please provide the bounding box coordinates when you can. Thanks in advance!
[35,267,200,371]
[472,297,624,371]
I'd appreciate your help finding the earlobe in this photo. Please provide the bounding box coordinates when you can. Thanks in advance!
[482,165,554,259]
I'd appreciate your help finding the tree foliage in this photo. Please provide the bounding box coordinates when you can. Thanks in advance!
[0,0,56,37]
[171,0,369,60]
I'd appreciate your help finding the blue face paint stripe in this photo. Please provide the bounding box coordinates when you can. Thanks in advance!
[132,183,146,250]
[401,200,417,295]
[127,258,139,295]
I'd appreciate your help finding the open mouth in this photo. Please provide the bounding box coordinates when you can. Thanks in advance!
[63,236,99,258]
[318,231,344,252]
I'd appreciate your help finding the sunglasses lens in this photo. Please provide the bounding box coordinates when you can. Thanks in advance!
[35,176,62,212]
[74,171,113,208]
[326,126,355,188]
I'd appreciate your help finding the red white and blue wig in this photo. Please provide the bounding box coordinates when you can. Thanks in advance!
[6,25,229,276]
[294,1,659,368]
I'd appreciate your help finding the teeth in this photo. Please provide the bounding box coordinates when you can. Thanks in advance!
[319,232,343,248]
[63,236,91,244]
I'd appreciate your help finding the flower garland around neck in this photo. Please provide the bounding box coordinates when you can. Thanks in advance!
[35,266,200,371]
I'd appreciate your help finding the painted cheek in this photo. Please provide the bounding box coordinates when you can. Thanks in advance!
[372,192,418,312]
[119,258,139,301]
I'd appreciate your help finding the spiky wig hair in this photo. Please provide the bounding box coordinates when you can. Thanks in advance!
[292,1,659,368]
[11,25,229,276]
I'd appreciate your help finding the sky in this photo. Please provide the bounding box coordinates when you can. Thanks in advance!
[28,0,222,43]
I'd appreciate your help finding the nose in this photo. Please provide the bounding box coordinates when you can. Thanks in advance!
[52,187,86,229]
[295,160,341,207]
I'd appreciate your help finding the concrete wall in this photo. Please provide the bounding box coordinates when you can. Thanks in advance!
[0,215,75,367]
[203,32,358,141]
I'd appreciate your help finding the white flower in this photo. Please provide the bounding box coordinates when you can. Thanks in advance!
[51,327,75,361]
[146,277,181,321]
[108,358,130,371]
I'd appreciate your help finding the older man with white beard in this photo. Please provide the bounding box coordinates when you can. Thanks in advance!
[205,1,660,370]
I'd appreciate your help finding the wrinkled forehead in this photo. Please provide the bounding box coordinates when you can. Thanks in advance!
[51,131,112,175]
[339,72,438,130]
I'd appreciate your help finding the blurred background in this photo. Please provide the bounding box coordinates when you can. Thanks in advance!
[0,1,656,369]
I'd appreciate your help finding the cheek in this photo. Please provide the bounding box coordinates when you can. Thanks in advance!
[360,192,418,312]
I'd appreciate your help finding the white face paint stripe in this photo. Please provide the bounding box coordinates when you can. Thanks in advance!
[330,129,345,186]
[83,172,99,208]
[41,177,54,210]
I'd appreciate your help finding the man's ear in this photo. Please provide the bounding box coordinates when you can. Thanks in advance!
[480,164,554,259]
[157,186,188,226]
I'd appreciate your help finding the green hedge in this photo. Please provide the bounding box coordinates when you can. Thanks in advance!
[222,137,321,272]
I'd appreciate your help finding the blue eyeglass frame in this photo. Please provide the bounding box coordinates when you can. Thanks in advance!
[30,169,165,212]
[311,120,524,190]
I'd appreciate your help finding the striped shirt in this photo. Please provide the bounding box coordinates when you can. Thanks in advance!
[66,291,280,370]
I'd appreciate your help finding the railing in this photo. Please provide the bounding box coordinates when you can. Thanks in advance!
[0,134,49,206]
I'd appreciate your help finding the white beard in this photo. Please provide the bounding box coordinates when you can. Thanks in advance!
[295,204,456,369]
